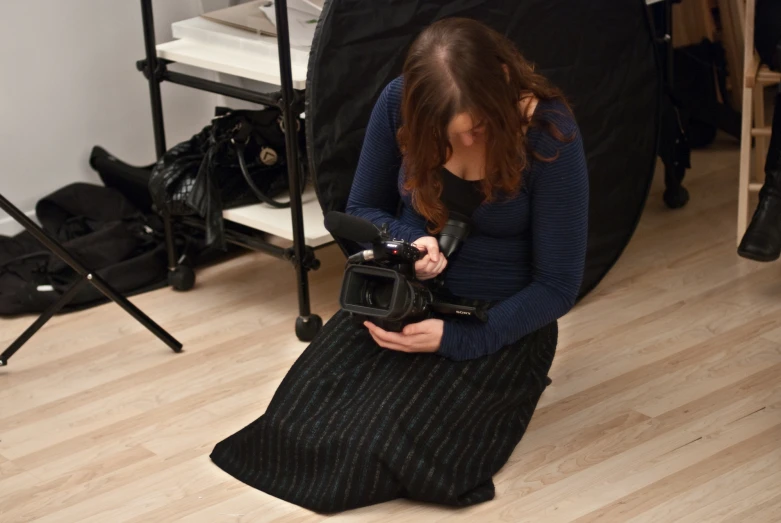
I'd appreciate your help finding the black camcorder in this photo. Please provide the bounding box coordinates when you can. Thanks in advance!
[324,211,488,332]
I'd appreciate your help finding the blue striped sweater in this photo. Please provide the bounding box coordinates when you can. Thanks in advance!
[346,77,589,360]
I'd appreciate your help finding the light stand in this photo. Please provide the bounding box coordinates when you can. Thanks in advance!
[0,192,182,367]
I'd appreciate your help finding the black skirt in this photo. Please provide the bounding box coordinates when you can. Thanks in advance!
[210,310,557,513]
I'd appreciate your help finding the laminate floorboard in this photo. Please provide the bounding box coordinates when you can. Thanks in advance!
[1,134,779,522]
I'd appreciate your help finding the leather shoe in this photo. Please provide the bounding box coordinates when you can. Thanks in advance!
[738,170,781,262]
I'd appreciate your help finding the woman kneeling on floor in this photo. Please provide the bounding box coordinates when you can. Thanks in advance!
[210,17,589,513]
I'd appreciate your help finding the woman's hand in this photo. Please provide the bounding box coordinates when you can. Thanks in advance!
[413,236,447,280]
[364,319,444,353]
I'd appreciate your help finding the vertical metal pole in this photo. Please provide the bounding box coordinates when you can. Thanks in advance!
[274,0,312,319]
[664,0,673,88]
[141,0,167,158]
[140,0,176,271]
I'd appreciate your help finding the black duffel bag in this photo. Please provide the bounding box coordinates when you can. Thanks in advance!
[148,106,307,248]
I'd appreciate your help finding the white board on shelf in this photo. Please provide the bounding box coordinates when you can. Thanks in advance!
[156,38,308,88]
[222,185,332,247]
[171,17,310,67]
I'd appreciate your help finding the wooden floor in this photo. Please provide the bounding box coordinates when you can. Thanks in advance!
[2,134,781,522]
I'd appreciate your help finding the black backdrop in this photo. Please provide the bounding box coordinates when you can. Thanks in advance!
[305,0,661,299]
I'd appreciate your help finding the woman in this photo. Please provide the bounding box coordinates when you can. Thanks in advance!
[211,17,588,513]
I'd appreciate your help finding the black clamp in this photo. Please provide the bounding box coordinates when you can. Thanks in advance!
[267,89,306,115]
[289,89,306,115]
[285,246,321,272]
[136,58,171,82]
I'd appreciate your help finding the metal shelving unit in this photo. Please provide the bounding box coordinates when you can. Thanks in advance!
[137,0,326,341]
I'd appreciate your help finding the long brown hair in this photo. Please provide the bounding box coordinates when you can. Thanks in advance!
[397,17,573,233]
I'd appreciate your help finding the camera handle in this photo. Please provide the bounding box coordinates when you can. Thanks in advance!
[429,299,489,323]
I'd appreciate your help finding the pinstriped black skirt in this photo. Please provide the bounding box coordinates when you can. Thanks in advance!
[210,310,557,513]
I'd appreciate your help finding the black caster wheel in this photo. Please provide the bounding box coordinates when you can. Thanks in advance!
[296,315,323,342]
[169,265,195,291]
[663,185,689,209]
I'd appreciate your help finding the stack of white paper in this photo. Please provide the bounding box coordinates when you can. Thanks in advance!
[259,0,321,49]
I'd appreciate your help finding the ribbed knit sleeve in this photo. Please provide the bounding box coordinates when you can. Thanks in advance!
[345,78,427,243]
[437,124,589,361]
[344,77,589,361]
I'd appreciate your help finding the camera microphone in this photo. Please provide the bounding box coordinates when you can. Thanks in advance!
[347,249,376,264]
[438,212,472,258]
[324,211,383,244]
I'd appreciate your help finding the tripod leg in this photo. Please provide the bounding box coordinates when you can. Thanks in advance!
[0,278,89,366]
[86,272,183,353]
[0,192,183,359]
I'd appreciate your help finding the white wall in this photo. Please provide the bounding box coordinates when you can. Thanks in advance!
[0,0,224,235]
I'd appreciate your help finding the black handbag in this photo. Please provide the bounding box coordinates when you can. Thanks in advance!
[148,106,307,249]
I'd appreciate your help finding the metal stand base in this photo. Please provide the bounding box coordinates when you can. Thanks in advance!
[651,0,691,209]
[0,192,182,367]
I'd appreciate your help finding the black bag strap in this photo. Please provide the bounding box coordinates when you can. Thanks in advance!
[234,140,292,209]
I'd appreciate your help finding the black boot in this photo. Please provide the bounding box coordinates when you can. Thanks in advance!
[738,84,781,262]
[739,171,781,261]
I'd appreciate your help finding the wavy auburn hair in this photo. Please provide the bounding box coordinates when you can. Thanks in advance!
[397,17,573,233]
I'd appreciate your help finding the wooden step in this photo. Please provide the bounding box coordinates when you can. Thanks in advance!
[757,65,781,86]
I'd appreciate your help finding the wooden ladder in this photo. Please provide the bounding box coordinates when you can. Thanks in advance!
[736,0,781,244]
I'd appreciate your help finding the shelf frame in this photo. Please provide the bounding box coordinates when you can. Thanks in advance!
[137,58,286,107]
[138,0,326,341]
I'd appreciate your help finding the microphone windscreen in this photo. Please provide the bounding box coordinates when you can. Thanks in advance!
[447,211,472,227]
[438,212,472,258]
[324,211,382,243]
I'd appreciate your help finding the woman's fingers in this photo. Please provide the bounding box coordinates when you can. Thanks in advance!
[368,334,407,351]
[365,322,408,345]
[424,238,441,262]
[414,254,432,272]
[419,257,447,280]
[415,254,441,280]
[365,321,425,351]
[368,331,425,352]
[433,256,447,275]
[365,321,436,352]
[413,238,448,280]
[370,335,409,352]
[413,236,440,262]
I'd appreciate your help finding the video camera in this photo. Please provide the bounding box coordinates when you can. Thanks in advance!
[324,211,488,332]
